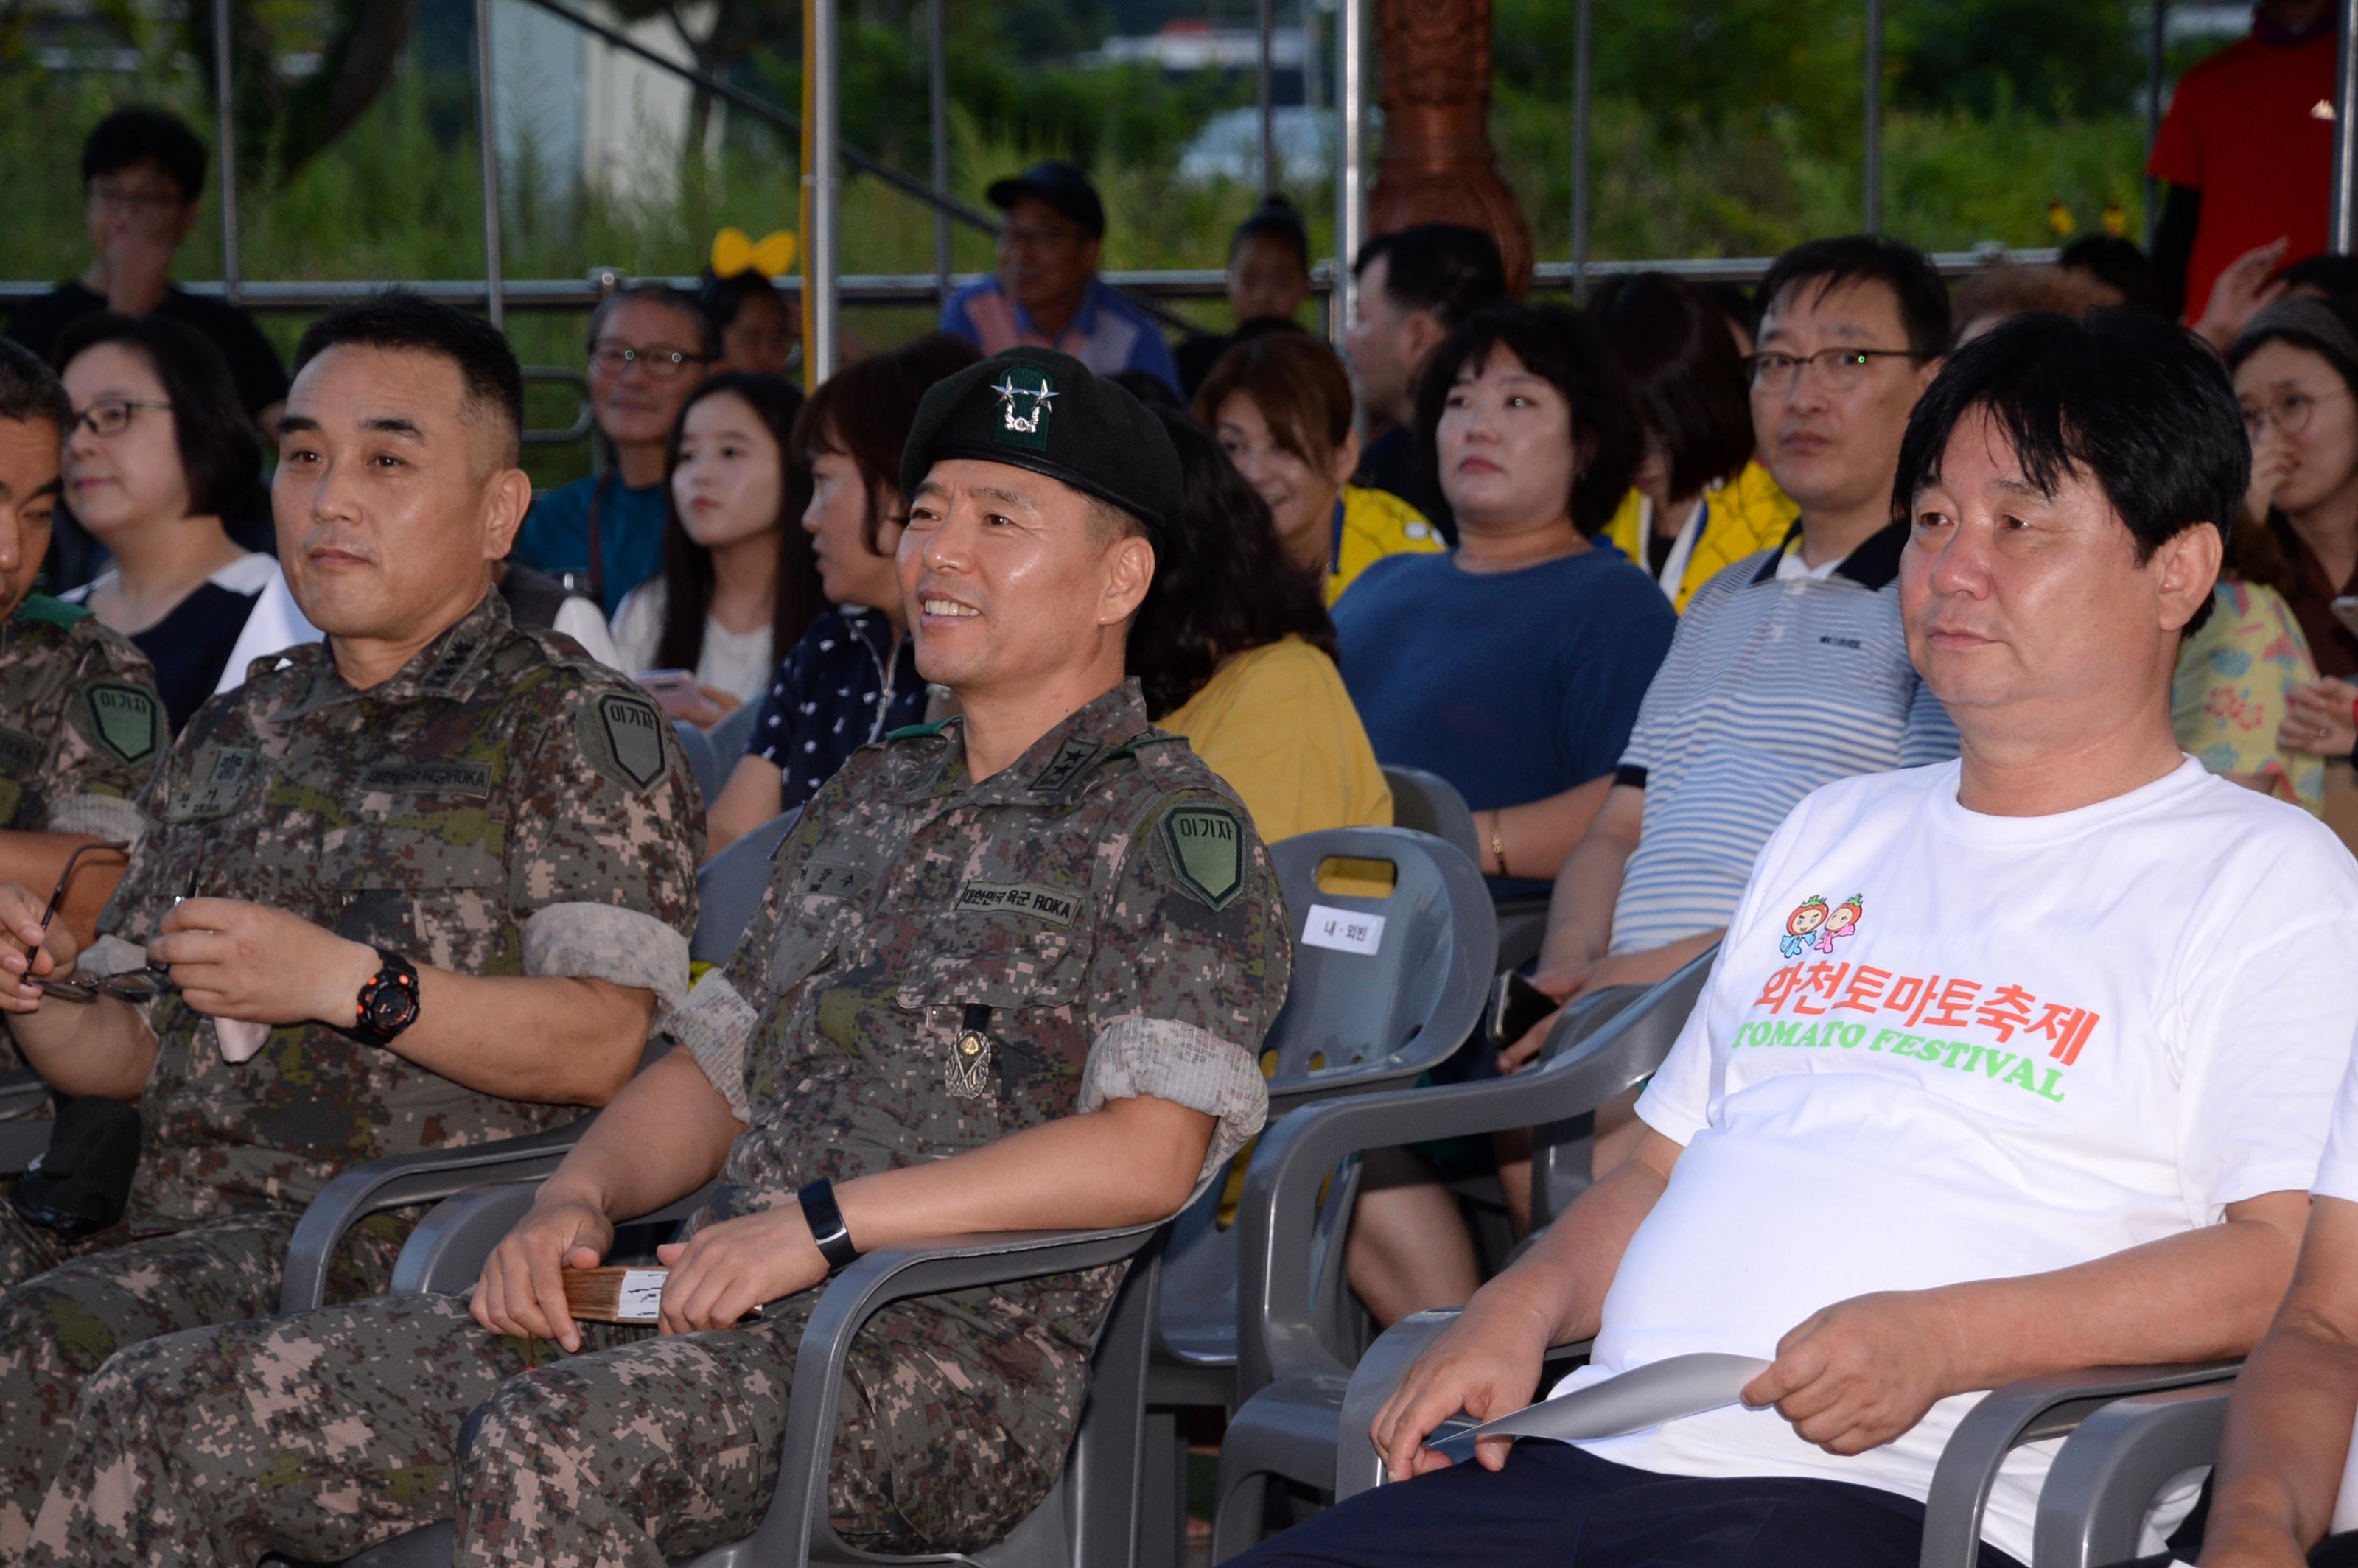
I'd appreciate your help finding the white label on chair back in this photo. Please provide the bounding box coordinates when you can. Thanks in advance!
[1302,904,1385,956]
[615,1270,668,1322]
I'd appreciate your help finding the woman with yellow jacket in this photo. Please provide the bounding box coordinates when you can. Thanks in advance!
[1595,273,1797,611]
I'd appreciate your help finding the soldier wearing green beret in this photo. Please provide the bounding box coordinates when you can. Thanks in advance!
[22,346,1293,1567]
[0,294,703,1554]
[0,340,161,984]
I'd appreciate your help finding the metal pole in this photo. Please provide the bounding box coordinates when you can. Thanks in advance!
[212,0,240,301]
[929,0,951,305]
[2336,0,2358,252]
[1570,0,1592,301]
[475,0,505,330]
[1333,0,1365,346]
[808,0,840,379]
[2144,1,2166,248]
[1863,0,1883,234]
[1259,0,1277,195]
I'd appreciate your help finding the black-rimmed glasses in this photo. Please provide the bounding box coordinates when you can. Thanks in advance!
[1743,348,1918,396]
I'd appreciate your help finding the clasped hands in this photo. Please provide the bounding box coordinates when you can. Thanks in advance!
[0,886,377,1025]
[1371,1287,1967,1480]
[472,1194,833,1351]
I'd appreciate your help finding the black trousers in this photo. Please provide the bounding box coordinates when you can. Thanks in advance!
[1222,1442,2028,1568]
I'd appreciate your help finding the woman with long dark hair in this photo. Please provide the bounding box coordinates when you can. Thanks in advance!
[608,371,822,724]
[1131,405,1390,844]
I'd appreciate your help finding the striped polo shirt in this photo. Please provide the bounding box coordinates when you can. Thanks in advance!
[1607,519,1959,956]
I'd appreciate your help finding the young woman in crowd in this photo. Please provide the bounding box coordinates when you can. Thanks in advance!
[54,313,276,733]
[1133,405,1392,843]
[1589,272,1795,612]
[1330,302,1676,903]
[2229,297,2358,850]
[1196,332,1442,605]
[702,333,980,854]
[607,371,824,721]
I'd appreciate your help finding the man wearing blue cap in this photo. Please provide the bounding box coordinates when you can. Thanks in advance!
[940,160,1183,395]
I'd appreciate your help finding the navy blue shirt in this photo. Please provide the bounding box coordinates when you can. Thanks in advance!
[1332,545,1676,899]
[511,475,669,620]
[748,606,929,812]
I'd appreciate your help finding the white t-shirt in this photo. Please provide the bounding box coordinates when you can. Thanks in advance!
[2304,1039,2358,1533]
[609,580,775,705]
[1556,757,2358,1567]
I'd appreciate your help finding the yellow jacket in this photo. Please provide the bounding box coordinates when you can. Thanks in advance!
[1329,484,1444,606]
[1604,461,1798,612]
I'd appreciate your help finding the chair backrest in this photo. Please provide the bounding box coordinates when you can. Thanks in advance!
[1262,826,1497,1110]
[1154,826,1494,1365]
[674,718,721,803]
[1379,766,1481,866]
[692,810,800,967]
[707,699,760,773]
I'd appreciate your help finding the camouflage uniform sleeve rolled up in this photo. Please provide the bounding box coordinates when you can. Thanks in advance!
[41,631,164,845]
[505,673,703,1010]
[80,713,197,1042]
[1076,787,1290,1184]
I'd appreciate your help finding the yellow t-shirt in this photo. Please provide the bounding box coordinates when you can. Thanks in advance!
[1329,484,1444,607]
[2172,577,2326,816]
[1604,460,1799,612]
[1162,634,1393,842]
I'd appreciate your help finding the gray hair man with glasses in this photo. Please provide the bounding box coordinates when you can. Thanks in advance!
[510,282,717,619]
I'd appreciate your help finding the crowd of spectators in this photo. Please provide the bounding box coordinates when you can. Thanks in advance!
[11,23,2358,1560]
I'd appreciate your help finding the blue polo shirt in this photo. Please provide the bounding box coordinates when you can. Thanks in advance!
[1333,545,1676,900]
[939,276,1182,395]
[511,474,668,621]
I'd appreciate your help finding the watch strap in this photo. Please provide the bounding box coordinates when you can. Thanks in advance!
[797,1178,859,1273]
[349,951,421,1046]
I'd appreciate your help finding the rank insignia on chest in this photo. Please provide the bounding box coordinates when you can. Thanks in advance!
[945,1003,996,1099]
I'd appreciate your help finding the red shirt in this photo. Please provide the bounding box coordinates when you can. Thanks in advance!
[2147,30,2335,316]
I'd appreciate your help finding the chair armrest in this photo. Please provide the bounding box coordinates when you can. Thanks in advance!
[0,1072,52,1177]
[1494,899,1551,976]
[0,1070,49,1119]
[388,1180,722,1297]
[1234,948,1715,1397]
[278,1121,593,1314]
[1917,1360,2242,1568]
[733,1221,1168,1568]
[2033,1382,2236,1568]
[1332,1309,1597,1503]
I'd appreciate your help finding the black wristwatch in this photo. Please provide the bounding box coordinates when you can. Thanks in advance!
[348,950,421,1046]
[797,1178,859,1274]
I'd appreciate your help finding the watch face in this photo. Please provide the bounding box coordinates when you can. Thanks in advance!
[365,980,419,1034]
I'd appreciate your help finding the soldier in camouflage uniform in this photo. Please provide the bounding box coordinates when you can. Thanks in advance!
[0,294,701,1553]
[0,340,164,1060]
[24,346,1291,1568]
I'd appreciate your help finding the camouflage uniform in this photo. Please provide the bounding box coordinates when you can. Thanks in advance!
[0,590,701,1553]
[27,679,1288,1568]
[0,594,165,1075]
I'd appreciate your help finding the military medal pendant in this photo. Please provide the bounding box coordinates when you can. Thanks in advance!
[946,1004,995,1100]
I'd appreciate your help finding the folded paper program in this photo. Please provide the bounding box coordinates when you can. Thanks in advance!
[1425,1353,1771,1459]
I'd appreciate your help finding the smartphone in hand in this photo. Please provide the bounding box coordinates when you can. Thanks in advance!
[1488,970,1557,1051]
[635,668,713,721]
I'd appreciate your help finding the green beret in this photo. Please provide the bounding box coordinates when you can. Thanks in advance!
[898,346,1182,533]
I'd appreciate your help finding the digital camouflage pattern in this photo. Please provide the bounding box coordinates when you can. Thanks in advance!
[0,594,163,1077]
[24,679,1289,1567]
[0,589,702,1554]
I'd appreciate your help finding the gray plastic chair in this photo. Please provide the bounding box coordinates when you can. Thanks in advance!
[675,718,722,803]
[1137,826,1495,1563]
[1208,945,1719,1558]
[1323,1262,2241,1568]
[335,1176,1167,1568]
[695,809,800,967]
[1376,765,1549,972]
[280,816,794,1312]
[707,699,761,774]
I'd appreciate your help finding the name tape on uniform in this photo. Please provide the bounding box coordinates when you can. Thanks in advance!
[1301,904,1385,957]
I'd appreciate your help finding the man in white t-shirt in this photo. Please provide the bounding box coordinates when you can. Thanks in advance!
[1225,312,2358,1568]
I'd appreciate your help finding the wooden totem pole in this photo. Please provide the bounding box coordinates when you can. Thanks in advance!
[1370,0,1534,293]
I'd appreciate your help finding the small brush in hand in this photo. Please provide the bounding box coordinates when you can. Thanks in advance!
[560,1267,764,1325]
